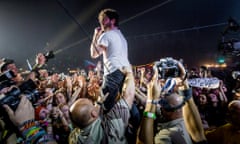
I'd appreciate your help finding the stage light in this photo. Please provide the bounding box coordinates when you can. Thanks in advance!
[217,56,225,64]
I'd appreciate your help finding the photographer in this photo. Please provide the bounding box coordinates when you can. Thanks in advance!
[32,51,54,71]
[30,51,54,83]
[137,59,207,144]
[0,53,54,143]
[32,53,47,70]
[0,59,23,83]
[3,95,57,144]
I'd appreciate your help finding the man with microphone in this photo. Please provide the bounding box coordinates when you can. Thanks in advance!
[90,8,134,113]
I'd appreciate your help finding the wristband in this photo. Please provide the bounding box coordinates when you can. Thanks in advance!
[143,111,156,120]
[18,119,36,131]
[22,125,47,144]
[178,88,192,101]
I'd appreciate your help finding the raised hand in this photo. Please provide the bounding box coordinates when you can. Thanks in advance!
[3,95,34,127]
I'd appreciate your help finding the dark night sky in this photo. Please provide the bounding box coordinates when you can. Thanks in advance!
[0,0,239,72]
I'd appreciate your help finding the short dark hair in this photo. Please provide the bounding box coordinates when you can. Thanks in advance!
[98,8,119,26]
[200,65,207,71]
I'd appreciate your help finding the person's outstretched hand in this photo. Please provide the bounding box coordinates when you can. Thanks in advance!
[3,95,34,127]
[175,60,189,90]
[148,65,161,100]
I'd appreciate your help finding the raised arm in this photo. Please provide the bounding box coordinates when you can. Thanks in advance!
[4,95,57,144]
[90,27,105,58]
[122,70,136,109]
[177,61,207,143]
[137,66,161,144]
[135,87,147,106]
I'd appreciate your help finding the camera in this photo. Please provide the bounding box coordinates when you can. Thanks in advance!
[44,50,55,62]
[0,79,40,112]
[0,70,16,90]
[0,70,15,81]
[155,57,180,79]
[0,78,40,132]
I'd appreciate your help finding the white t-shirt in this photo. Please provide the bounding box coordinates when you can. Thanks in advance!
[97,29,131,75]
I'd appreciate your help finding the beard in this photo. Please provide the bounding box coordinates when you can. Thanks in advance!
[101,22,112,30]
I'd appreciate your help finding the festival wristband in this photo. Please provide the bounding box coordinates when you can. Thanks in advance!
[143,111,156,120]
[178,88,192,101]
[18,119,36,131]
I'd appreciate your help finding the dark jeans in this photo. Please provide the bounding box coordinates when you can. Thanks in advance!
[102,69,125,113]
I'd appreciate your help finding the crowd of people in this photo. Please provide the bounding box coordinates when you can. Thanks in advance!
[0,8,240,144]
